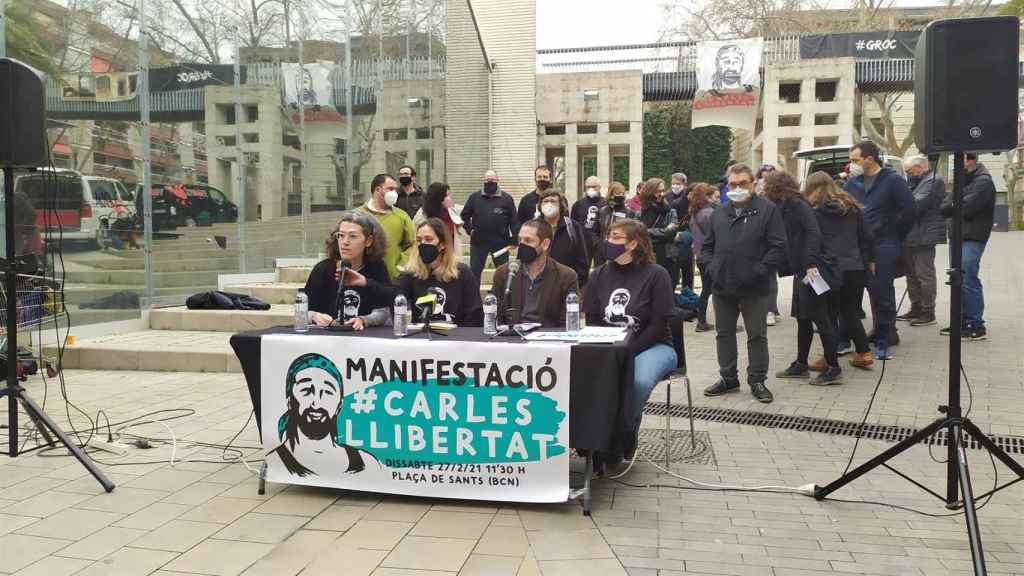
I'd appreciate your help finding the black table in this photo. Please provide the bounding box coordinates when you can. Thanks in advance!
[229,326,635,514]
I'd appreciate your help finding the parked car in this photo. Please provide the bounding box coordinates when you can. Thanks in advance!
[794,144,904,182]
[14,168,137,248]
[135,183,238,229]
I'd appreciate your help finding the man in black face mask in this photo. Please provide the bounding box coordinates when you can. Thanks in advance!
[395,165,424,219]
[491,219,579,327]
[518,165,553,223]
[461,170,520,288]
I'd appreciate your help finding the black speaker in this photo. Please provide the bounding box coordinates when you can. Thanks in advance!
[0,58,48,168]
[914,16,1020,154]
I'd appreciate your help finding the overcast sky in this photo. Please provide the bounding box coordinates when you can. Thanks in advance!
[535,0,960,50]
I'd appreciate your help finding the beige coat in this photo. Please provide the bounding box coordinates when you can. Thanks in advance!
[413,206,467,259]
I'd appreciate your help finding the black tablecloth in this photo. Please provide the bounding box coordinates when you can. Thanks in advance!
[230,326,634,452]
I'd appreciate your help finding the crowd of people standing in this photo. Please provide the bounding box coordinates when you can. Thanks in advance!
[303,139,995,464]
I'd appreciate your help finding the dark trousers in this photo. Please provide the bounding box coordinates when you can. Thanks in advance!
[797,301,839,367]
[679,251,695,291]
[660,256,680,293]
[697,264,712,324]
[870,239,901,348]
[835,270,870,354]
[469,243,509,289]
[713,292,770,384]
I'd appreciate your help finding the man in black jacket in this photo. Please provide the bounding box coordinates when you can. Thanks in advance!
[897,155,946,327]
[570,175,607,269]
[461,170,520,288]
[395,165,425,220]
[517,166,553,223]
[702,164,788,403]
[539,189,590,286]
[939,153,996,341]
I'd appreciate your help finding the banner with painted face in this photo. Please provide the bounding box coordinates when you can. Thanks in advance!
[260,334,571,502]
[693,38,763,132]
[281,62,334,107]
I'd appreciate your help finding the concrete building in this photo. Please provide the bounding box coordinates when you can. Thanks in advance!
[536,71,643,201]
[754,58,857,174]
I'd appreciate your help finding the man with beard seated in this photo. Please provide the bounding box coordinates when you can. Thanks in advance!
[266,353,380,477]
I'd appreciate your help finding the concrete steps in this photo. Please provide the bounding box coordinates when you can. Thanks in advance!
[44,330,240,373]
[223,282,304,305]
[150,305,292,332]
[63,269,222,289]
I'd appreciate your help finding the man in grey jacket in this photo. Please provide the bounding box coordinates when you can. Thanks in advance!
[897,155,946,327]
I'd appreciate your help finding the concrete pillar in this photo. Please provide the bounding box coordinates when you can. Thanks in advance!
[629,130,643,189]
[564,124,578,199]
[597,126,610,194]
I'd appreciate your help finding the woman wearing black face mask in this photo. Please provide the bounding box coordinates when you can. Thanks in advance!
[639,178,680,291]
[596,181,636,266]
[585,219,677,464]
[398,218,484,327]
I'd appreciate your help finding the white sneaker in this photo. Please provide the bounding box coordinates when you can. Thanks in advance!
[766,312,777,326]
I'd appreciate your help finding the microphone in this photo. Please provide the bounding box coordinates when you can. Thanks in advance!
[335,259,351,321]
[503,259,520,320]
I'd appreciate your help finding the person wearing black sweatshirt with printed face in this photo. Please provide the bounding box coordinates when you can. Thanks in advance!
[538,189,590,286]
[570,175,608,269]
[701,164,789,404]
[804,171,875,371]
[398,218,483,327]
[305,211,396,331]
[763,171,844,386]
[461,170,520,288]
[584,219,677,462]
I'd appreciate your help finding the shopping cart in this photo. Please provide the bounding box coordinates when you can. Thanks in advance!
[0,274,63,335]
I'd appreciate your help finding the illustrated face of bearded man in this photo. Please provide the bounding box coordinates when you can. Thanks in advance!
[610,290,629,317]
[715,46,744,89]
[343,291,360,319]
[290,367,343,441]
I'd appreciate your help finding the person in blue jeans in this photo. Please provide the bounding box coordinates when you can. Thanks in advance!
[939,154,996,340]
[844,141,915,360]
[584,219,677,465]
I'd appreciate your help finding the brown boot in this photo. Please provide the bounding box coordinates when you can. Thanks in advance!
[808,357,828,372]
[849,352,874,370]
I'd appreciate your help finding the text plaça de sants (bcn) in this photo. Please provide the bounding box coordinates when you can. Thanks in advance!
[342,356,563,462]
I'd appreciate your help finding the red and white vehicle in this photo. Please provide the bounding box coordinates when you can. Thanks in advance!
[14,168,137,248]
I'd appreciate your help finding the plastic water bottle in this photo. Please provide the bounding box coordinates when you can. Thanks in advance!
[483,293,498,336]
[566,289,580,333]
[294,289,309,333]
[393,294,409,336]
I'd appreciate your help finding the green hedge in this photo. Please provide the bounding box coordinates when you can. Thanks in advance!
[643,103,732,186]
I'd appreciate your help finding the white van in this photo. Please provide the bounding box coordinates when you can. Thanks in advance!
[794,144,905,182]
[14,168,137,247]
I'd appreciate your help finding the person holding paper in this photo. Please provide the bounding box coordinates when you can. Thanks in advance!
[585,219,676,463]
[398,218,484,327]
[762,171,843,386]
[491,219,579,328]
[804,171,875,370]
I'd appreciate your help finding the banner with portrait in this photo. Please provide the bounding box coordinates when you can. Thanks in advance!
[259,334,571,503]
[281,62,334,107]
[692,38,763,131]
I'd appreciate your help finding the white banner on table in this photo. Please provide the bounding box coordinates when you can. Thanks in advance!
[692,38,763,131]
[260,334,571,502]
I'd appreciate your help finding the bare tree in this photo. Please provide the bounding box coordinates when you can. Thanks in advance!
[861,92,916,157]
[1004,146,1023,230]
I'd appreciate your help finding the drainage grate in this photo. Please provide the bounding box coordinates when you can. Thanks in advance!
[637,429,717,467]
[644,403,1024,455]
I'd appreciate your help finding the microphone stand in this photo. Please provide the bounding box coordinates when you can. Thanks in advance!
[416,302,447,339]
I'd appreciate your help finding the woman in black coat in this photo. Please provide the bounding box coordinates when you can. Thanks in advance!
[638,178,680,291]
[763,171,843,385]
[804,171,875,370]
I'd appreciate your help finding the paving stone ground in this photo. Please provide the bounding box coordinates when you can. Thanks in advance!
[1,232,1022,575]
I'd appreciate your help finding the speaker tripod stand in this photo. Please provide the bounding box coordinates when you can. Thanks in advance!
[813,153,1024,576]
[2,164,114,492]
